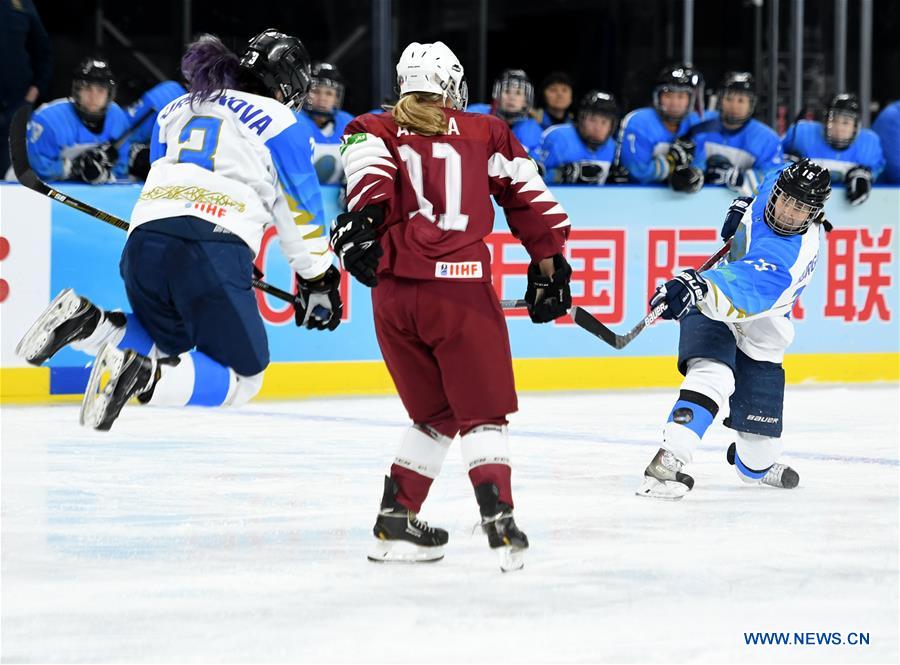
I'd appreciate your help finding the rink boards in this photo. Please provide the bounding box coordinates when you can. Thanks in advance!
[1,182,898,403]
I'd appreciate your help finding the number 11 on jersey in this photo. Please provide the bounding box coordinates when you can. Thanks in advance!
[398,143,469,232]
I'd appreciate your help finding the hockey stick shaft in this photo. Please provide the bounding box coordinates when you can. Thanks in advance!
[9,105,302,307]
[570,239,733,349]
[112,107,155,151]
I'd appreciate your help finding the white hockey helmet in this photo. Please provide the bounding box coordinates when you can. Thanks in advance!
[396,41,468,110]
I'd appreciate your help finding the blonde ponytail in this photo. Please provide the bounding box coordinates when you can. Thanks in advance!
[390,93,449,136]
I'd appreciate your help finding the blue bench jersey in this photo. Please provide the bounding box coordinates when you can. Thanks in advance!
[781,120,885,181]
[693,112,783,194]
[872,101,900,183]
[536,123,616,184]
[126,80,187,145]
[468,102,543,154]
[618,107,706,183]
[293,108,355,184]
[27,98,133,181]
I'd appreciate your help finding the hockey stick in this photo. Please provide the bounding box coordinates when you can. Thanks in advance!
[9,104,303,307]
[570,239,732,349]
[500,299,527,309]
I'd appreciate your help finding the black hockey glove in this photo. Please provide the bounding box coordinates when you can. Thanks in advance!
[559,161,605,185]
[71,144,117,184]
[845,166,872,206]
[650,269,709,321]
[704,155,744,190]
[294,265,343,331]
[330,205,384,287]
[665,137,695,172]
[128,143,152,181]
[669,166,704,193]
[524,253,573,323]
[721,196,754,240]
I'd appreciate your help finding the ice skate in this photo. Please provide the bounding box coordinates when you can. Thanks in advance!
[636,447,695,500]
[80,344,157,432]
[474,483,529,572]
[727,443,799,489]
[16,289,102,366]
[368,476,448,563]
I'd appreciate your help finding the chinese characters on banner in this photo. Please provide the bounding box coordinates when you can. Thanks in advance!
[251,226,894,326]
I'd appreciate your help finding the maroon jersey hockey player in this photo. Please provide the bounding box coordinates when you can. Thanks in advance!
[333,41,571,571]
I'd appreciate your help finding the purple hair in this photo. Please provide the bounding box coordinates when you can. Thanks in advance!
[181,34,240,105]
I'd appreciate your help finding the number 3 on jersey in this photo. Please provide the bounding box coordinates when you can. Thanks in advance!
[178,116,223,171]
[398,143,469,232]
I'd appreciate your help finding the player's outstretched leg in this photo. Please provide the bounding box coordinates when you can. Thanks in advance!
[474,482,529,573]
[726,433,799,489]
[368,475,448,564]
[80,344,159,431]
[16,289,126,365]
[638,357,734,500]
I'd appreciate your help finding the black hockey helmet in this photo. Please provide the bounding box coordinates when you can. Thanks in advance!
[239,29,312,109]
[71,57,116,131]
[653,63,702,122]
[825,92,861,150]
[578,91,619,129]
[305,62,345,115]
[765,159,832,236]
[719,71,756,127]
[492,68,534,121]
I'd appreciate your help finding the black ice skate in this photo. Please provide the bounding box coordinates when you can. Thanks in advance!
[727,443,799,489]
[80,344,158,432]
[636,447,695,500]
[474,483,529,573]
[368,476,448,563]
[16,289,104,365]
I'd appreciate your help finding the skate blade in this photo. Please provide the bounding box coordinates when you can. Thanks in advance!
[15,289,81,365]
[497,545,526,573]
[367,538,444,564]
[636,475,690,501]
[80,344,125,430]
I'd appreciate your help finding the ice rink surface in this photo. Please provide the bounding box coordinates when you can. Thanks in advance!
[2,385,898,664]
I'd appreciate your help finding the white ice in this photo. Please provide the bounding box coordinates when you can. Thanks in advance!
[2,386,898,663]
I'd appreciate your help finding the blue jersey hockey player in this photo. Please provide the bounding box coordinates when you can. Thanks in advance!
[637,159,832,499]
[26,57,132,183]
[693,72,783,196]
[618,63,707,193]
[295,62,355,183]
[125,80,187,179]
[16,30,340,431]
[468,69,544,155]
[538,90,618,185]
[872,100,900,184]
[782,93,885,205]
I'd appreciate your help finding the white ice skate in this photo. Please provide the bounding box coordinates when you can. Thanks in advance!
[727,443,800,488]
[80,344,156,431]
[636,447,695,500]
[16,289,99,366]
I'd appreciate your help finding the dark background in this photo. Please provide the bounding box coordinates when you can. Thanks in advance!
[38,0,900,125]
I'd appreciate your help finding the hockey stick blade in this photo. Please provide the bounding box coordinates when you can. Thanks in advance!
[570,240,733,350]
[9,105,301,307]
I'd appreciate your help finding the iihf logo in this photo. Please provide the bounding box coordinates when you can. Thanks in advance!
[439,263,448,276]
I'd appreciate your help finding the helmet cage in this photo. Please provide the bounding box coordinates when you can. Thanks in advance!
[764,182,823,236]
[492,73,534,121]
